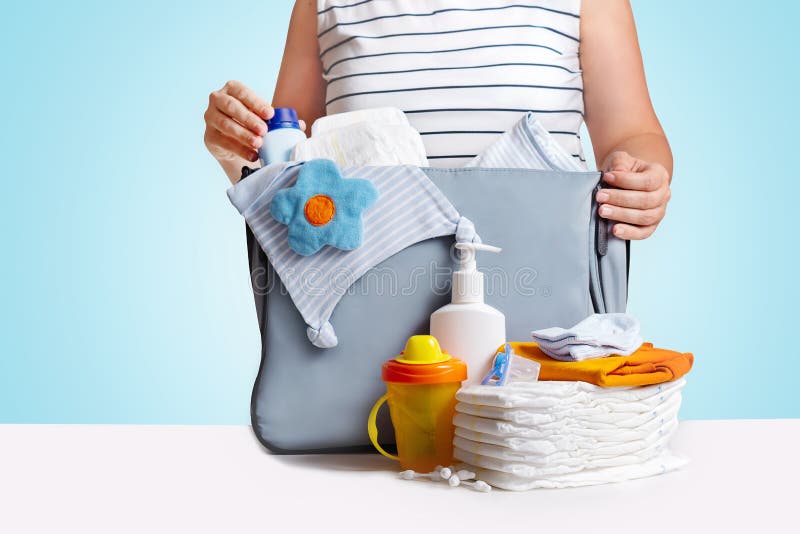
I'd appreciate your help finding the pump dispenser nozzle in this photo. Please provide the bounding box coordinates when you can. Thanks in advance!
[452,242,502,304]
[431,241,506,384]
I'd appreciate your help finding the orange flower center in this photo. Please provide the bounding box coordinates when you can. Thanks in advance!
[304,195,336,226]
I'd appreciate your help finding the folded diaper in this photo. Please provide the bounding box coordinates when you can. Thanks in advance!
[310,107,409,137]
[453,402,680,442]
[455,378,686,410]
[456,392,682,428]
[453,426,675,469]
[293,123,429,167]
[456,450,688,491]
[228,160,478,348]
[531,313,643,361]
[454,438,665,472]
[454,417,678,455]
[466,111,586,172]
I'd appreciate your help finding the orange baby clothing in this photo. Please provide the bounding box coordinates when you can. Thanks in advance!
[507,342,694,387]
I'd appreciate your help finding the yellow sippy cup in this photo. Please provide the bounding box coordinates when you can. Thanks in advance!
[368,335,467,472]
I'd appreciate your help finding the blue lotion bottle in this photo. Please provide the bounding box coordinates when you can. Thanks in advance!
[258,107,307,166]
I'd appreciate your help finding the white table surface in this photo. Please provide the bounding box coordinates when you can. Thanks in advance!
[1,420,796,533]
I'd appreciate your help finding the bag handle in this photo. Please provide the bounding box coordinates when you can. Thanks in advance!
[367,394,398,461]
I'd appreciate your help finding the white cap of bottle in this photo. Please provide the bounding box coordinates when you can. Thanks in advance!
[451,242,502,304]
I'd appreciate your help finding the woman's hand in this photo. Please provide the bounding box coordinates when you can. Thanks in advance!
[581,1,674,239]
[596,151,672,240]
[204,80,273,164]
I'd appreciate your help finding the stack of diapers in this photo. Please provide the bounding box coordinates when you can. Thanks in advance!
[452,379,687,491]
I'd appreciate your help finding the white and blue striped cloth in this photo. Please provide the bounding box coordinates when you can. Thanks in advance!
[466,111,584,171]
[228,162,479,348]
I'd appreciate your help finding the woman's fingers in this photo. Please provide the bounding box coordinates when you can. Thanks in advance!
[596,187,665,210]
[604,163,669,192]
[604,169,659,191]
[205,128,259,162]
[221,80,273,121]
[611,223,658,241]
[598,203,665,227]
[205,106,263,151]
[209,90,267,137]
[599,162,670,234]
[594,157,671,241]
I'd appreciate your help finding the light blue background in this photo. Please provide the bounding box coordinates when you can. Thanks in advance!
[1,1,796,423]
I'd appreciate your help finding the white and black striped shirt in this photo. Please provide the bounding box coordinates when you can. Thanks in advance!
[317,0,586,168]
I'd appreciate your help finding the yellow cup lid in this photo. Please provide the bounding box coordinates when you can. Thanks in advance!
[395,335,451,365]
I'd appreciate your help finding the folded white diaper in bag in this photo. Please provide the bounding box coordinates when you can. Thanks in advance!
[292,123,429,167]
[531,313,644,361]
[294,107,428,167]
[310,107,409,137]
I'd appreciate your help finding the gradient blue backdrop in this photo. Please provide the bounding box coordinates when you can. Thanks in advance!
[1,1,796,423]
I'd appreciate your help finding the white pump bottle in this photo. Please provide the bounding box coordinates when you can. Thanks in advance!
[430,242,506,385]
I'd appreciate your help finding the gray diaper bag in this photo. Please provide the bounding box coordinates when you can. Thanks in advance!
[240,165,628,453]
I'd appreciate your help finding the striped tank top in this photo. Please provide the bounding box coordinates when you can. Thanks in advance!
[317,0,585,168]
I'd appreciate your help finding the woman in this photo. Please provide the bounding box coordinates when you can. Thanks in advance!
[204,0,671,240]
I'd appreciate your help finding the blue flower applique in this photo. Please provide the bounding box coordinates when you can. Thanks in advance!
[270,159,379,256]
